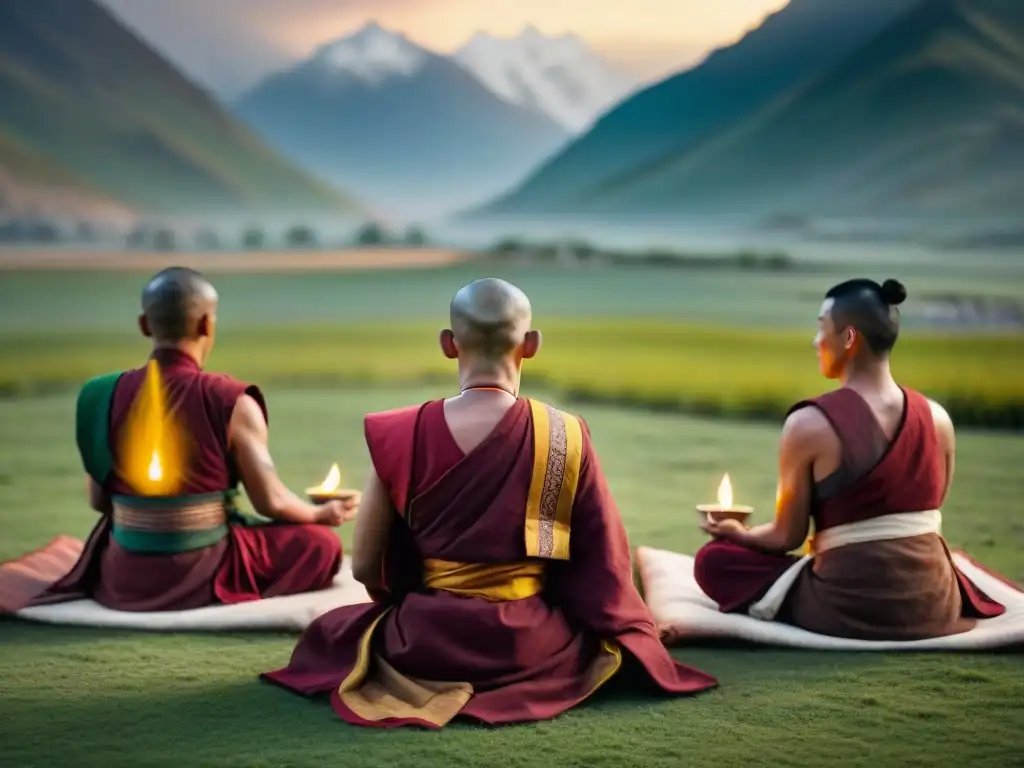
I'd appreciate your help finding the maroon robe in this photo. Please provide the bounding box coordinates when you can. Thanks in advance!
[2,348,340,613]
[263,398,716,728]
[694,387,1006,640]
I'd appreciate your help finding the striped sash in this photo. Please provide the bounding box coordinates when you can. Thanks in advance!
[110,492,233,554]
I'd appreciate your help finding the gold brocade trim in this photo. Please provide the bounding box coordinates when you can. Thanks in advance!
[587,640,625,696]
[338,609,474,728]
[112,499,228,532]
[422,558,545,602]
[525,399,583,560]
[336,615,625,728]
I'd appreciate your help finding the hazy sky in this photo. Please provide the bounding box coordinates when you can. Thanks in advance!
[98,0,789,98]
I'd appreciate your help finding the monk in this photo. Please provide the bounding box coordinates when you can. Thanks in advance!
[693,278,1005,640]
[262,277,716,728]
[2,267,358,613]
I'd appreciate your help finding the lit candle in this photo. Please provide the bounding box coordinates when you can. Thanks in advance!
[696,473,754,524]
[305,463,358,503]
[315,463,342,493]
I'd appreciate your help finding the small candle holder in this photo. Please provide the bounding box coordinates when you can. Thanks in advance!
[697,472,753,525]
[695,503,754,525]
[306,463,359,505]
[306,488,359,505]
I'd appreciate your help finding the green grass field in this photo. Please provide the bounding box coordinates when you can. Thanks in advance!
[0,259,1022,765]
[1,387,1023,768]
[1,262,1023,427]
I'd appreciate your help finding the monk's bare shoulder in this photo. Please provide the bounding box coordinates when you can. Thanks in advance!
[229,394,268,442]
[927,397,956,450]
[233,393,266,423]
[780,405,834,457]
[782,405,832,439]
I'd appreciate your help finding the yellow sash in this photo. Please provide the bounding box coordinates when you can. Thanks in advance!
[422,558,545,602]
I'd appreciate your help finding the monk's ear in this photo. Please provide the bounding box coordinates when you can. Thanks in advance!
[439,329,458,359]
[196,313,212,338]
[521,330,542,359]
[843,327,858,352]
[138,313,152,338]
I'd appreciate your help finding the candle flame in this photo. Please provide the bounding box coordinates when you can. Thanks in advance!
[717,473,733,510]
[147,449,163,482]
[319,463,341,492]
[118,359,188,496]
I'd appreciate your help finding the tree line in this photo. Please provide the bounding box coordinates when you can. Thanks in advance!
[0,218,429,250]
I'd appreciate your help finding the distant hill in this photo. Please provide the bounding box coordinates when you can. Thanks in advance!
[475,0,925,218]
[565,0,1024,222]
[0,0,360,216]
[233,23,570,220]
[0,131,134,223]
[452,26,638,133]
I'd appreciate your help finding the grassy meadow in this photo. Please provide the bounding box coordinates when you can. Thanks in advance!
[1,388,1023,768]
[0,253,1023,766]
[0,259,1023,426]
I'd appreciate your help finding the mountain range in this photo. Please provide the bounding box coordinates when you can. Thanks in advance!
[233,23,636,219]
[5,0,1019,228]
[476,0,1024,225]
[452,26,638,133]
[0,0,360,221]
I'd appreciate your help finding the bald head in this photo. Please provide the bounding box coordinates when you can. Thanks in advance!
[448,278,533,362]
[141,267,218,342]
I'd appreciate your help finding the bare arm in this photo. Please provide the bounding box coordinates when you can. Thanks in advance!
[929,399,956,503]
[350,468,394,588]
[228,394,326,525]
[714,409,820,554]
[87,475,112,514]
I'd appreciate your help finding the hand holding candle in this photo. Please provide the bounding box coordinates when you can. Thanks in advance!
[696,473,754,526]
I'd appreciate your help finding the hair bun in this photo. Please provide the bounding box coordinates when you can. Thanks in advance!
[880,279,907,306]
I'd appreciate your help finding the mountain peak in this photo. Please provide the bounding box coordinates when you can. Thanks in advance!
[313,22,427,83]
[518,24,544,41]
[453,28,637,132]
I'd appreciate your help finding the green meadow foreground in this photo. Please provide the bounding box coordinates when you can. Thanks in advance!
[1,388,1023,768]
[0,256,1022,765]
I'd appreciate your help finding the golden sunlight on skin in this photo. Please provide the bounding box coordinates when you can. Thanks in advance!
[118,360,189,497]
[263,0,791,79]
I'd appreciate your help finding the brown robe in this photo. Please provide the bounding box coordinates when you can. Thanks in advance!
[694,387,1005,641]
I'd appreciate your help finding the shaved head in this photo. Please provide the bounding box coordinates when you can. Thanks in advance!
[448,278,533,362]
[141,267,219,342]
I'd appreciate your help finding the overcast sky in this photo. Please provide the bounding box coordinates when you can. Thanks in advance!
[97,0,789,97]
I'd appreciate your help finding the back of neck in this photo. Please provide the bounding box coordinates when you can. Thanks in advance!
[841,359,898,396]
[151,343,203,369]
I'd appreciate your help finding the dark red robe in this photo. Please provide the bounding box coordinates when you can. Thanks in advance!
[263,398,716,727]
[0,348,340,613]
[693,387,1005,640]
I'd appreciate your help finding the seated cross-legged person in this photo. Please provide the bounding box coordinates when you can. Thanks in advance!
[262,278,717,728]
[694,278,1005,641]
[22,267,358,612]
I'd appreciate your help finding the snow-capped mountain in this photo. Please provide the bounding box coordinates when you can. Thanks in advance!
[311,22,426,84]
[452,26,639,133]
[232,22,569,219]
